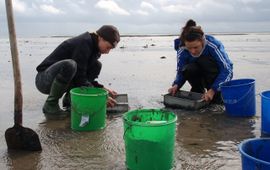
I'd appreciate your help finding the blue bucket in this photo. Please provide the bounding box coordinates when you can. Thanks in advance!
[220,79,256,117]
[261,91,270,136]
[239,138,270,170]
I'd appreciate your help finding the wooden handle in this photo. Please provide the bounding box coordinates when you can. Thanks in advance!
[5,0,23,125]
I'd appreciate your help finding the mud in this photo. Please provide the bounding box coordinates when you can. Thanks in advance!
[1,33,270,169]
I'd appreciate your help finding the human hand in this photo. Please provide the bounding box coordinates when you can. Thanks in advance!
[168,85,179,96]
[104,87,118,98]
[107,96,117,108]
[109,90,117,98]
[202,89,215,102]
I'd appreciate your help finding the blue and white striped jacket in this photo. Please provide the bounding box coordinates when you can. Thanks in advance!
[173,35,233,91]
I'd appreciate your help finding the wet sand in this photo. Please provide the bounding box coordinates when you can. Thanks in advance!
[1,33,270,169]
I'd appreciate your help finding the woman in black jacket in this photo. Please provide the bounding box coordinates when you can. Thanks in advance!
[35,25,120,119]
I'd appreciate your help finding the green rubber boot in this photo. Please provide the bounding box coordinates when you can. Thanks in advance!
[43,79,70,120]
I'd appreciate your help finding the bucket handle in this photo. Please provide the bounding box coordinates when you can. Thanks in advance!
[123,124,131,140]
[222,85,254,104]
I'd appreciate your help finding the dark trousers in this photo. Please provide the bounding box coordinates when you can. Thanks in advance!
[182,55,222,103]
[35,59,102,95]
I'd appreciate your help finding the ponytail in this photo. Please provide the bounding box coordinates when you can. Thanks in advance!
[179,19,204,46]
[185,19,196,28]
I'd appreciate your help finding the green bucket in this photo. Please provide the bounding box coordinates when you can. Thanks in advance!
[123,109,177,170]
[70,87,108,131]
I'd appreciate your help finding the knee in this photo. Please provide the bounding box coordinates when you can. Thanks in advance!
[182,63,200,80]
[62,59,77,76]
[63,59,77,71]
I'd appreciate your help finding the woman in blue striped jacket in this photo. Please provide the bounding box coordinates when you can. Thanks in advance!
[168,19,233,103]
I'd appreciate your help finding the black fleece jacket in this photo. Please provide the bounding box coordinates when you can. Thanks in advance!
[36,32,101,87]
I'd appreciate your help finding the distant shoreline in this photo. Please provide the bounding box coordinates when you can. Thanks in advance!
[45,32,270,38]
[119,33,251,37]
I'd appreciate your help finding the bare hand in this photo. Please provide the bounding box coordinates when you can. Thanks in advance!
[202,89,215,102]
[104,87,118,98]
[168,85,179,96]
[107,96,117,108]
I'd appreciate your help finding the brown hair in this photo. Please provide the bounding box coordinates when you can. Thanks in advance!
[96,25,120,48]
[179,19,204,46]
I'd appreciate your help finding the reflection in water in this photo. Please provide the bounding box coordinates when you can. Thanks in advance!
[173,104,256,170]
[35,118,125,170]
[0,114,127,170]
[4,150,42,170]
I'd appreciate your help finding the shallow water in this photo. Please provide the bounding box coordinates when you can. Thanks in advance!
[1,33,270,169]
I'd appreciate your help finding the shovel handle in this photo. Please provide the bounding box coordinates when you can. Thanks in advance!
[5,0,23,125]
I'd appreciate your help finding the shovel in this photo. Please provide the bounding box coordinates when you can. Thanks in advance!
[4,0,42,151]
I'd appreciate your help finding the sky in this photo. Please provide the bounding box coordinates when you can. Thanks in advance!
[1,0,270,37]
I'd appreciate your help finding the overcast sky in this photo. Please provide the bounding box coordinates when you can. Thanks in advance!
[1,0,270,37]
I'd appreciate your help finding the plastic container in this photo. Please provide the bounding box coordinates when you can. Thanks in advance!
[123,109,177,170]
[107,94,129,114]
[163,90,209,110]
[238,138,270,170]
[70,87,108,131]
[261,90,270,136]
[220,79,256,117]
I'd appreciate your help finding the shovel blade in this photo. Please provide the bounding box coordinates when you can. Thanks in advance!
[5,124,42,151]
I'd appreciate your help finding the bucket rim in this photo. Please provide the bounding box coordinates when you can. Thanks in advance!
[260,90,270,100]
[123,108,177,127]
[238,138,270,166]
[70,87,108,97]
[220,78,255,88]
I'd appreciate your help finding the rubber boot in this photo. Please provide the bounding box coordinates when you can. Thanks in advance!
[62,92,71,112]
[43,79,69,120]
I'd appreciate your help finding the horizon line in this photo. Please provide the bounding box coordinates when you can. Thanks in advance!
[45,32,270,38]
